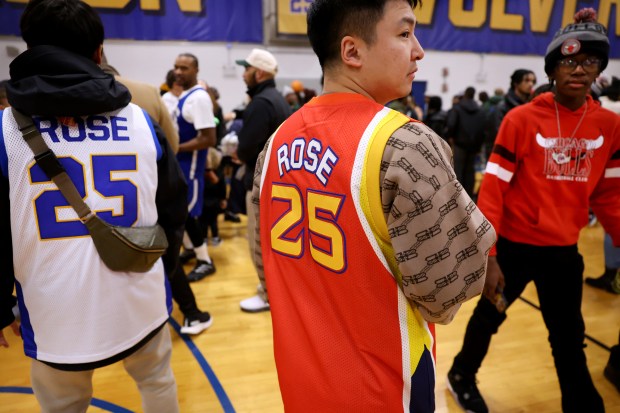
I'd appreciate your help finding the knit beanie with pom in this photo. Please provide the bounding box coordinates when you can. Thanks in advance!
[544,8,609,75]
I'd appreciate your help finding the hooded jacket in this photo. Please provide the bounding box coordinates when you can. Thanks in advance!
[479,92,620,255]
[446,97,486,150]
[0,46,187,369]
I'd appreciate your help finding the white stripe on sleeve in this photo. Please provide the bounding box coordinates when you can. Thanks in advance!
[604,167,620,178]
[485,161,514,183]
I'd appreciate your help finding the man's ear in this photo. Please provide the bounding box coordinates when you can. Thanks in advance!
[255,69,273,83]
[93,44,103,65]
[340,35,363,69]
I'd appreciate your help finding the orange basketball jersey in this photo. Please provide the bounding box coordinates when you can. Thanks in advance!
[259,93,436,412]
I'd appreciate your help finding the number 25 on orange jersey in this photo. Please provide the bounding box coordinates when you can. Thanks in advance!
[269,183,346,273]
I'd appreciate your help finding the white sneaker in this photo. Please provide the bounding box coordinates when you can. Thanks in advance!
[12,304,20,323]
[240,295,270,313]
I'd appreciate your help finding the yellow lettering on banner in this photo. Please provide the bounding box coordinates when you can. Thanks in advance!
[529,0,554,32]
[83,0,201,12]
[84,0,129,7]
[449,0,486,28]
[416,0,436,25]
[490,0,523,30]
[176,0,202,12]
[561,0,578,27]
[140,0,160,10]
[599,0,620,36]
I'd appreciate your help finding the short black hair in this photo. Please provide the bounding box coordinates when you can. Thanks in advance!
[427,95,442,112]
[165,70,176,89]
[307,0,419,70]
[464,86,476,99]
[178,53,199,69]
[20,0,104,58]
[509,69,535,91]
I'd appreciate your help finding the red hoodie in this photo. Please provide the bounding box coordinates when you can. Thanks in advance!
[479,92,620,255]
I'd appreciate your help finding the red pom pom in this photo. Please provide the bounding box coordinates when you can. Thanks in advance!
[574,8,597,23]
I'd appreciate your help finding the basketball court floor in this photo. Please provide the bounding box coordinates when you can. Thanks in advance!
[1,216,619,412]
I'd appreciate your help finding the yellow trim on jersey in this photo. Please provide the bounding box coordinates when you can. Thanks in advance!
[359,111,433,379]
[362,110,409,244]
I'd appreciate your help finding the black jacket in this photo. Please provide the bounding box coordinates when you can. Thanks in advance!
[237,79,291,190]
[446,98,486,150]
[484,89,529,154]
[1,46,187,354]
[424,110,448,139]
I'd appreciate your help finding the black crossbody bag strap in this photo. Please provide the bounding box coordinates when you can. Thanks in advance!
[11,108,93,222]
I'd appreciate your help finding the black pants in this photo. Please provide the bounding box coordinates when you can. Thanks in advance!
[170,264,200,318]
[199,204,220,239]
[452,237,604,413]
[185,215,204,248]
[452,145,477,198]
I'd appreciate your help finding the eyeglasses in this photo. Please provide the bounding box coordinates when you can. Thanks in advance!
[556,57,601,73]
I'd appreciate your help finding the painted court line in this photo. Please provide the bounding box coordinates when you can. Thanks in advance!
[0,386,133,412]
[0,320,235,413]
[168,318,236,413]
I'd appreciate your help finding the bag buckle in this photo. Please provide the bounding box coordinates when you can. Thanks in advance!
[79,211,95,224]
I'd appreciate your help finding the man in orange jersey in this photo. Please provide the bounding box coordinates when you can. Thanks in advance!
[249,0,496,411]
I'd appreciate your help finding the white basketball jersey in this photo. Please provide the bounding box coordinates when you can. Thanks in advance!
[1,104,170,364]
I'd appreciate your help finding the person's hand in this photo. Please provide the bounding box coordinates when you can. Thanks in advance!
[0,321,20,348]
[483,256,505,302]
[219,199,227,210]
[223,112,236,122]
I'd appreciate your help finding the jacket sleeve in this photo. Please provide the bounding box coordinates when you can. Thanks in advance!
[590,125,620,246]
[249,136,272,296]
[476,114,521,255]
[153,121,188,278]
[381,122,496,324]
[445,107,459,139]
[154,88,179,154]
[0,174,16,329]
[237,99,273,165]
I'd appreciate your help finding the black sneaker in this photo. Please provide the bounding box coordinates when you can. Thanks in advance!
[224,211,241,223]
[188,260,216,282]
[180,312,213,335]
[447,368,488,413]
[179,248,196,265]
[585,268,619,294]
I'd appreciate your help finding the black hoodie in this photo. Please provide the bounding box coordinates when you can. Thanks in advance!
[8,45,131,116]
[446,97,486,150]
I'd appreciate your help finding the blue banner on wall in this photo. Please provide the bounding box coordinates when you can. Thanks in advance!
[413,0,619,58]
[0,0,618,59]
[0,0,262,43]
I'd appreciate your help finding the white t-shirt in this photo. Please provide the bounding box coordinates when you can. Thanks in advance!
[162,92,179,119]
[178,85,216,131]
[161,92,179,133]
